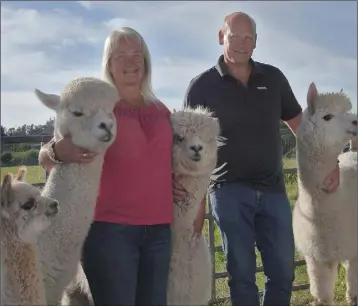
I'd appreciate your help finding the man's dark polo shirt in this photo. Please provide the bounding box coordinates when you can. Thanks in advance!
[183,55,302,193]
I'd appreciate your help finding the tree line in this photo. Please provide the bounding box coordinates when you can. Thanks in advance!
[1,118,55,166]
[1,118,55,138]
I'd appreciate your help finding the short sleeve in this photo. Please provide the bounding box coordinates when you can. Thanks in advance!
[278,69,302,121]
[182,78,206,110]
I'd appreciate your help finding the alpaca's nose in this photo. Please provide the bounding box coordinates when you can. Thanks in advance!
[49,201,59,209]
[352,120,357,126]
[190,145,203,153]
[46,200,59,216]
[99,121,113,130]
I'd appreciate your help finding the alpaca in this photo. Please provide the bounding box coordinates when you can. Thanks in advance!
[34,77,119,305]
[167,106,222,305]
[292,82,358,306]
[1,167,59,305]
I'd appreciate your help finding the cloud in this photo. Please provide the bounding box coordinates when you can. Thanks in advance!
[1,91,56,129]
[1,1,357,129]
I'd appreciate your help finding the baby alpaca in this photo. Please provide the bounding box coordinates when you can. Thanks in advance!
[34,77,119,305]
[1,167,59,306]
[167,106,222,305]
[293,83,358,306]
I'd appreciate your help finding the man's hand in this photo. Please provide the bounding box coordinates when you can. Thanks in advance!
[322,162,340,193]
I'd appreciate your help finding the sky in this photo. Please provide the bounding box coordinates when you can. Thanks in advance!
[1,1,357,129]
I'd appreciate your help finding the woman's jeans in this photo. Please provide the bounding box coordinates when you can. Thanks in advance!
[210,182,295,306]
[82,221,172,306]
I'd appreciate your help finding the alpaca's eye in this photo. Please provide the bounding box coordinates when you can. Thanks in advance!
[21,199,35,210]
[174,134,184,143]
[323,114,333,121]
[72,111,84,117]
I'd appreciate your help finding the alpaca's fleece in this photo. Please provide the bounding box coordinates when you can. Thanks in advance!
[350,135,357,151]
[167,106,222,305]
[61,264,93,306]
[293,82,357,305]
[1,167,59,305]
[34,77,119,305]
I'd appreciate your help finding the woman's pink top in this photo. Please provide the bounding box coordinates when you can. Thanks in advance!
[94,101,174,225]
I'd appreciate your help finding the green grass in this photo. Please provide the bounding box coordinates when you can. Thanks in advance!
[1,160,347,305]
[283,157,297,169]
[1,165,46,184]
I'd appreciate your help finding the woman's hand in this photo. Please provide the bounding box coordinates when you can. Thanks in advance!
[173,178,187,202]
[54,136,97,163]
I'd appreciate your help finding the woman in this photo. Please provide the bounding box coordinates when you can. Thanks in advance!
[39,27,186,305]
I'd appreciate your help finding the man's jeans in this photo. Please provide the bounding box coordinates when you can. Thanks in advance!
[209,182,295,306]
[82,221,172,306]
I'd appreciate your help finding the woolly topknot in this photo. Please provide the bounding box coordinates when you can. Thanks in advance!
[314,91,352,113]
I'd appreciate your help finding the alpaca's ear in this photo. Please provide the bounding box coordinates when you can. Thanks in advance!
[34,88,61,111]
[15,166,27,182]
[1,174,14,213]
[307,82,318,116]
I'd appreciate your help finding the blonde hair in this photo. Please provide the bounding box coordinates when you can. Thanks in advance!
[101,27,158,104]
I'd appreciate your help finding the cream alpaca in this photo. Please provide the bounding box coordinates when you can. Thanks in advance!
[34,77,119,305]
[167,106,222,305]
[1,167,59,305]
[293,82,358,306]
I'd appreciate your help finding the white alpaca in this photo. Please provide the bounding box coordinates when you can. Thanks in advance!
[1,167,59,305]
[167,106,222,305]
[292,82,358,306]
[34,77,119,305]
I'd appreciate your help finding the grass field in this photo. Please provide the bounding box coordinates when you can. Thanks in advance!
[283,157,297,169]
[0,159,347,305]
[1,164,46,184]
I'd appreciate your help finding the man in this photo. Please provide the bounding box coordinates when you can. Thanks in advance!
[183,12,340,306]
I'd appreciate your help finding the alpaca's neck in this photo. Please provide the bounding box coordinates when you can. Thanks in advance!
[172,173,209,230]
[55,154,105,179]
[41,153,106,238]
[297,136,339,192]
[1,216,23,248]
[1,218,46,305]
[46,154,105,200]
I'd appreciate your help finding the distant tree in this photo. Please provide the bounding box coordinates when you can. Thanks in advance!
[1,125,6,136]
[1,152,13,164]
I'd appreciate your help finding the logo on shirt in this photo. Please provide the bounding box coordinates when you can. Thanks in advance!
[257,86,267,90]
